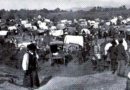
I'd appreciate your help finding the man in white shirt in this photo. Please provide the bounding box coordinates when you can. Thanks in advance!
[22,43,40,88]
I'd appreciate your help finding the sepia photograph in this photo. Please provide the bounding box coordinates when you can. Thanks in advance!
[0,0,130,90]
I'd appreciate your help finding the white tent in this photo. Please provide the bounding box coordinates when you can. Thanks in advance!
[50,26,57,30]
[74,19,78,23]
[106,22,111,26]
[80,21,88,27]
[0,31,8,36]
[21,20,28,25]
[32,26,37,30]
[50,30,63,36]
[38,15,42,19]
[37,20,42,24]
[37,29,46,34]
[126,18,130,22]
[57,23,65,30]
[67,20,72,25]
[24,23,32,28]
[110,17,118,25]
[88,20,96,25]
[60,19,68,24]
[39,22,48,30]
[8,26,17,31]
[81,28,90,34]
[44,19,51,23]
[93,22,99,29]
[64,35,84,47]
[121,20,127,24]
[79,19,86,22]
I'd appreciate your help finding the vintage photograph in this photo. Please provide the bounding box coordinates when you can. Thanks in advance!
[0,0,130,90]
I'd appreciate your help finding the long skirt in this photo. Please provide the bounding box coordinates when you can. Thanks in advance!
[117,60,126,77]
[23,70,40,88]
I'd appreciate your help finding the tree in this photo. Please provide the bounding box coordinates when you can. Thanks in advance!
[54,8,61,12]
[119,5,127,10]
[89,7,97,12]
[0,9,6,18]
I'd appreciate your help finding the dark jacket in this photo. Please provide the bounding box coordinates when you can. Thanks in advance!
[23,52,39,88]
[116,44,127,60]
[108,46,117,60]
[28,52,38,71]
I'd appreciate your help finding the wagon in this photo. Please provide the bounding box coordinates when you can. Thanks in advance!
[49,41,66,66]
[64,35,85,63]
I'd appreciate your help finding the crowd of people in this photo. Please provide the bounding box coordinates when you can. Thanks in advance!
[1,16,130,89]
[108,39,128,75]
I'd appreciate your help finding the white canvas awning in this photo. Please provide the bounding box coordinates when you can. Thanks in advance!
[106,22,111,26]
[50,26,57,30]
[8,26,17,31]
[50,30,63,36]
[57,24,65,30]
[0,31,8,36]
[64,35,84,47]
[44,19,51,23]
[37,29,46,33]
[24,23,32,28]
[39,24,48,30]
[21,20,28,25]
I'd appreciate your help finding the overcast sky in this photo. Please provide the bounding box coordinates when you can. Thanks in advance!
[0,0,129,10]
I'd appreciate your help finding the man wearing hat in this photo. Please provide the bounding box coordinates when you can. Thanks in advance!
[22,43,40,88]
[116,39,128,77]
[108,39,118,74]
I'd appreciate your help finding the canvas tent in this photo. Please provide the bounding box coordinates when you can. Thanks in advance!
[50,30,64,37]
[57,24,66,30]
[0,31,8,36]
[64,35,84,47]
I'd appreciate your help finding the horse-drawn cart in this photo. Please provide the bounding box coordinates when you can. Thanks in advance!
[49,41,66,66]
[64,35,85,63]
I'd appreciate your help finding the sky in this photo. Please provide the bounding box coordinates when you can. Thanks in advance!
[0,0,130,10]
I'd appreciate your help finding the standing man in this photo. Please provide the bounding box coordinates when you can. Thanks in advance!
[22,43,40,88]
[116,39,128,77]
[108,40,117,74]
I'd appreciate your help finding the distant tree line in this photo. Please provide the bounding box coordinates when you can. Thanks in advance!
[89,5,127,12]
[0,8,66,20]
[0,5,130,23]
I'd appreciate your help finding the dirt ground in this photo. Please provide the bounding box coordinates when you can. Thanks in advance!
[0,34,129,90]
